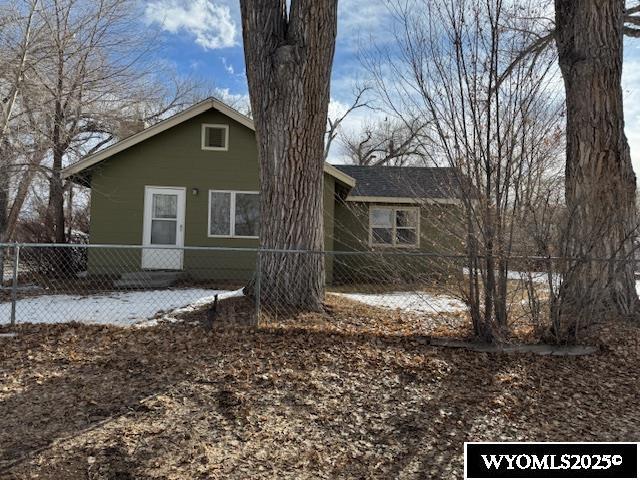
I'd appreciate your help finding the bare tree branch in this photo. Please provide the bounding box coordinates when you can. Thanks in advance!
[324,84,372,160]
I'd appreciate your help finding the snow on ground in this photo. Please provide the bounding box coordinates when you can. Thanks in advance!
[5,275,640,328]
[463,268,562,288]
[463,268,552,283]
[0,288,243,327]
[138,289,245,327]
[337,291,466,314]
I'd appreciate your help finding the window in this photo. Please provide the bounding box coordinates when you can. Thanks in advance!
[209,190,259,238]
[370,206,419,247]
[202,124,229,151]
[150,193,178,245]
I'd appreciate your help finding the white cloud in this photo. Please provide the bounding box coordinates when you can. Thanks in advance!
[145,0,237,50]
[337,0,393,52]
[213,88,251,115]
[221,57,235,75]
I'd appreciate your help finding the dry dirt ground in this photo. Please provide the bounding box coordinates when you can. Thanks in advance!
[0,296,639,479]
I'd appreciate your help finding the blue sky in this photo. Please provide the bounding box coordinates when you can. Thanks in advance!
[143,0,391,164]
[143,0,389,99]
[143,0,640,170]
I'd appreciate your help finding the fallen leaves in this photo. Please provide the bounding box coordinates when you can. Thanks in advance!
[0,296,638,479]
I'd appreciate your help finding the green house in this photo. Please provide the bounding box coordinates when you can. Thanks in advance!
[63,98,463,283]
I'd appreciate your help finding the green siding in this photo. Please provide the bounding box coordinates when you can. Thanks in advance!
[87,108,337,281]
[332,199,464,283]
[323,175,336,282]
[85,105,458,284]
[89,109,260,249]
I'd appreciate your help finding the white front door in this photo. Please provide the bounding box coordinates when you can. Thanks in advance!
[142,186,186,270]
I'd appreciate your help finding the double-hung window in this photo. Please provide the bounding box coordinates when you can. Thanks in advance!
[369,206,419,247]
[209,190,260,238]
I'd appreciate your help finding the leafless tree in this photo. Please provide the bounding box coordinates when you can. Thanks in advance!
[367,0,564,341]
[494,1,640,332]
[0,0,43,243]
[324,84,372,160]
[240,0,338,310]
[552,0,640,328]
[21,0,196,244]
[339,116,430,166]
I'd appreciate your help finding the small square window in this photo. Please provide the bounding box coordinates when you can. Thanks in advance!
[202,124,229,151]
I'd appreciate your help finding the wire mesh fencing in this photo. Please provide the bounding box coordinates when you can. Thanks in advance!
[0,243,471,330]
[0,244,255,328]
[1,243,637,338]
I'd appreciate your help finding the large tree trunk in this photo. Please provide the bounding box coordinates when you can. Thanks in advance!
[47,97,66,244]
[5,159,41,240]
[47,146,66,244]
[555,0,639,331]
[240,0,338,311]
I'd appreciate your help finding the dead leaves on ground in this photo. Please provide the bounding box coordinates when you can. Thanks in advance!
[0,297,638,479]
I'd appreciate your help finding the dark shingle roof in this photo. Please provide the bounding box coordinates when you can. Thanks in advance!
[334,165,463,199]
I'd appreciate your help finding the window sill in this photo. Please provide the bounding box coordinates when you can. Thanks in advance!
[208,235,259,240]
[201,147,229,152]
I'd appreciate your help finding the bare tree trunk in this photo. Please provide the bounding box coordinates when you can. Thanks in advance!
[5,160,41,240]
[555,0,639,328]
[0,150,9,282]
[240,0,338,310]
[0,0,39,140]
[66,183,73,240]
[47,93,66,244]
[48,146,66,243]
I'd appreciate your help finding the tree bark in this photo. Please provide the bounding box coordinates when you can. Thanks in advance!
[5,159,41,240]
[240,0,338,310]
[555,0,639,329]
[47,93,66,244]
[48,140,67,244]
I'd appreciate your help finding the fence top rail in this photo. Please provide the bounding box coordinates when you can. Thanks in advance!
[0,242,467,257]
[0,242,638,262]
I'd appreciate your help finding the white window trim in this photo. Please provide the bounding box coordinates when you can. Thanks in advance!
[369,205,420,248]
[201,124,229,151]
[208,190,260,239]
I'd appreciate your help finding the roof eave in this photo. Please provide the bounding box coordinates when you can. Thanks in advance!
[345,195,461,204]
[61,98,356,188]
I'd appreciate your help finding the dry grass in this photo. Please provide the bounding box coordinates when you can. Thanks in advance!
[0,296,638,479]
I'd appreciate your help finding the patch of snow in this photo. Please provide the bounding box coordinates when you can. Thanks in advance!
[139,288,245,327]
[337,291,466,314]
[463,268,561,288]
[505,270,548,283]
[0,288,237,327]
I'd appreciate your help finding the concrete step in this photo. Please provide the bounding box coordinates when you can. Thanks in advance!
[114,271,183,288]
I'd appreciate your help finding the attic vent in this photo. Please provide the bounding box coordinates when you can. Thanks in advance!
[202,124,229,151]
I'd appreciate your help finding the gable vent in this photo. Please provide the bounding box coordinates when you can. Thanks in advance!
[202,124,229,151]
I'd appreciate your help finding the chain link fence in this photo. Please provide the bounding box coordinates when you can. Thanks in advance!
[0,243,468,329]
[1,243,636,337]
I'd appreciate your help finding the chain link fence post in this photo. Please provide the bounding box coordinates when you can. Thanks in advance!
[10,243,20,328]
[255,248,261,326]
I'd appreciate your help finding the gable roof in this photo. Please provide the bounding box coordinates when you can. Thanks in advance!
[334,165,464,203]
[62,97,355,188]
